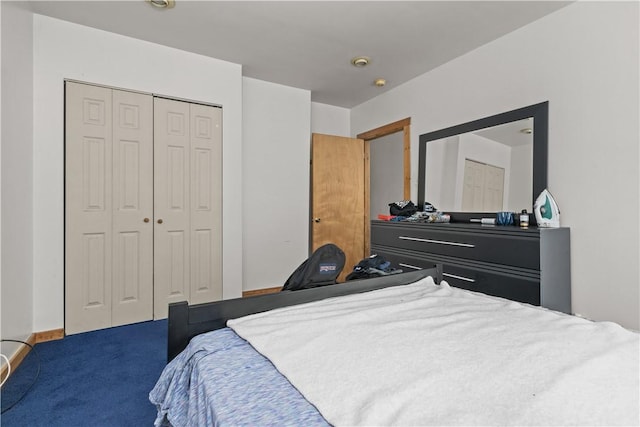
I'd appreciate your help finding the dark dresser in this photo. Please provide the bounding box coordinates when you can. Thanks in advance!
[371,220,571,313]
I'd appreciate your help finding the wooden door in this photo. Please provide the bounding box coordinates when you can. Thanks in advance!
[311,133,367,282]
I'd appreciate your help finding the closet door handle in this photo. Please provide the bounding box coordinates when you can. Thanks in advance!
[143,218,150,223]
[398,236,474,248]
[157,219,163,224]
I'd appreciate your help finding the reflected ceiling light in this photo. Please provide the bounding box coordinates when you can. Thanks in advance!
[374,78,386,87]
[351,56,370,67]
[146,0,175,9]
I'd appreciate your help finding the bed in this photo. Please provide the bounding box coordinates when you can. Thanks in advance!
[150,267,640,426]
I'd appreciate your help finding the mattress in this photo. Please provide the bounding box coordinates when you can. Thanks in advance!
[227,277,640,426]
[152,276,640,426]
[149,327,328,427]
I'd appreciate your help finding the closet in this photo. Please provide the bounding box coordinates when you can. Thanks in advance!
[65,82,222,334]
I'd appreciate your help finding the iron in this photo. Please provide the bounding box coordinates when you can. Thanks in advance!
[534,189,560,228]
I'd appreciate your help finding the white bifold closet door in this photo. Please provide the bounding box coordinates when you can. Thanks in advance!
[461,159,505,212]
[65,82,153,334]
[65,82,222,334]
[153,97,223,319]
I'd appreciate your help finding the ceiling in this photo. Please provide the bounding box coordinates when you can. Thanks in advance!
[26,1,571,108]
[475,118,533,148]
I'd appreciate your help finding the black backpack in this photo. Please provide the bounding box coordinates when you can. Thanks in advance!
[281,244,345,291]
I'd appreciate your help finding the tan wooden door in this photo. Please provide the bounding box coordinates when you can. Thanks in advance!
[65,82,153,334]
[153,98,223,318]
[311,133,367,282]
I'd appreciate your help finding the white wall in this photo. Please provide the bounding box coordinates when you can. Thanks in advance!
[242,77,311,291]
[311,102,350,136]
[32,15,244,331]
[426,136,459,210]
[351,2,639,330]
[1,2,34,359]
[509,144,533,212]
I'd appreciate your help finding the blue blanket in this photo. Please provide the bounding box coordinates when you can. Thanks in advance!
[149,327,329,427]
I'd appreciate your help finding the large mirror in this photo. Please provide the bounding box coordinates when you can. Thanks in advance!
[418,102,548,221]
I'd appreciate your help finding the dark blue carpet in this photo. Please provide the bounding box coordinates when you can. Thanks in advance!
[2,320,167,426]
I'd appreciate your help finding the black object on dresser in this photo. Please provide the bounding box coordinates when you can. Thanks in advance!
[371,220,571,313]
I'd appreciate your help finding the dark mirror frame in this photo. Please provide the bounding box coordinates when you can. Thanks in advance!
[418,101,548,223]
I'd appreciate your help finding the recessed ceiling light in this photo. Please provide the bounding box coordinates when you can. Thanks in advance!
[374,78,386,87]
[520,128,533,134]
[146,0,175,9]
[351,56,370,67]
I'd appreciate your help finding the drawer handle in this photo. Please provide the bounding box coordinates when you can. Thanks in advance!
[399,263,422,271]
[443,272,476,283]
[398,236,475,248]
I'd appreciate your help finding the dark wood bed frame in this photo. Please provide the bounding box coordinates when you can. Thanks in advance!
[167,266,442,361]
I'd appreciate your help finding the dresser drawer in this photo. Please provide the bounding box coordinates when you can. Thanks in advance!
[442,264,540,306]
[371,223,540,270]
[371,246,540,306]
[372,248,437,272]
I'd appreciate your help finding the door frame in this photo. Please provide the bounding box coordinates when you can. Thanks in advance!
[356,117,411,254]
[357,117,411,200]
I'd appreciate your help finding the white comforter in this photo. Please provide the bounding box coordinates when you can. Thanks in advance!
[228,277,640,426]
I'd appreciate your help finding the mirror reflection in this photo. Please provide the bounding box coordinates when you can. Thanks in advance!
[425,118,533,213]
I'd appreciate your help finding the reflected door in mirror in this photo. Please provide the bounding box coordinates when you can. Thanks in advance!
[461,159,505,211]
